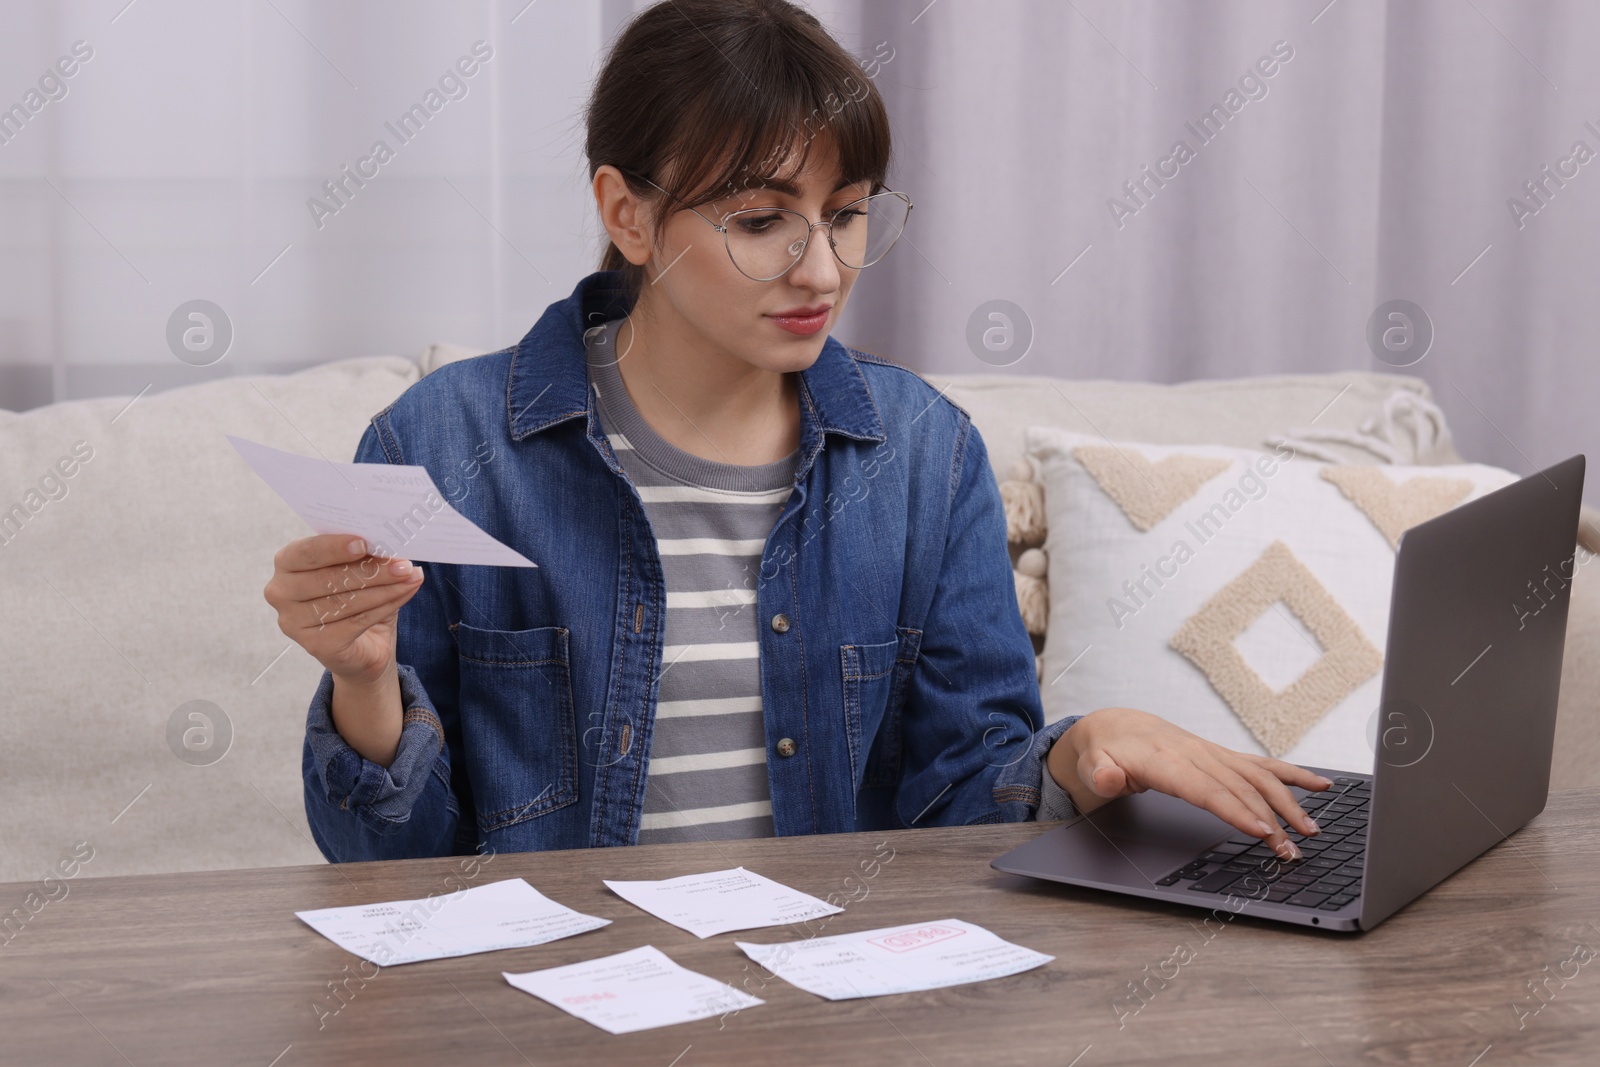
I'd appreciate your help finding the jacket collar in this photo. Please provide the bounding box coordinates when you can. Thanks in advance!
[506,269,885,444]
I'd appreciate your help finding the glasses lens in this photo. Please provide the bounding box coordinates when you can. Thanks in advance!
[830,192,910,269]
[723,193,911,279]
[724,208,813,280]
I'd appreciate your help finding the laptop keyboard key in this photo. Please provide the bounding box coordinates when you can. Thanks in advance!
[1188,869,1246,893]
[1286,890,1332,908]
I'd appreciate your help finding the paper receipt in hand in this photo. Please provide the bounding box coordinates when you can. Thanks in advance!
[504,946,763,1034]
[226,434,536,567]
[735,919,1053,1000]
[602,867,843,938]
[295,878,609,966]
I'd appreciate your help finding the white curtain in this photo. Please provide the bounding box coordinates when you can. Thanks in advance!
[4,0,1595,504]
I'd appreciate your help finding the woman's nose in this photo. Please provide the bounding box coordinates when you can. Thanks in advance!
[786,221,843,289]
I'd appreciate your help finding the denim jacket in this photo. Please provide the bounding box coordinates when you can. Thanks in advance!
[302,269,1082,862]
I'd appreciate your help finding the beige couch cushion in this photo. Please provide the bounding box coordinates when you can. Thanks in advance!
[0,356,419,882]
[921,370,1464,487]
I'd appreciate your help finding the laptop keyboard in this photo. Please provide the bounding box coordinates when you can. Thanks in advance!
[1153,776,1371,912]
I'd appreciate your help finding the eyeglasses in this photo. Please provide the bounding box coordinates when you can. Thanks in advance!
[621,170,913,282]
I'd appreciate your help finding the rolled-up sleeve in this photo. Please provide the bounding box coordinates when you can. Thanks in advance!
[304,663,446,820]
[1032,717,1084,821]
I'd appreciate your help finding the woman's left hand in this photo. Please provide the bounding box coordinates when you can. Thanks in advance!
[1045,706,1332,860]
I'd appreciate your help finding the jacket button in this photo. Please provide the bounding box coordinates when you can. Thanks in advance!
[776,737,797,758]
[770,613,791,633]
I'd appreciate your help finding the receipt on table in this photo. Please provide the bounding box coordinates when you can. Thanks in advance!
[503,945,763,1034]
[295,877,608,966]
[603,866,843,939]
[735,918,1053,1000]
[226,434,536,567]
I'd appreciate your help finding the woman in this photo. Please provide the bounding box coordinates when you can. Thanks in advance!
[266,0,1326,863]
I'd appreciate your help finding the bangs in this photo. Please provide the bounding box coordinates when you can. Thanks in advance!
[654,44,889,209]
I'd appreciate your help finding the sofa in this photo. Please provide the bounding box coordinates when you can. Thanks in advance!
[2,345,1594,882]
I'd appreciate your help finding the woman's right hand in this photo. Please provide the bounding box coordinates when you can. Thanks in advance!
[264,533,426,686]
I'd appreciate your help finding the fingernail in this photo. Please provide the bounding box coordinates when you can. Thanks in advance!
[1305,817,1320,835]
[348,538,366,556]
[1315,775,1333,787]
[390,559,412,576]
[1256,820,1275,837]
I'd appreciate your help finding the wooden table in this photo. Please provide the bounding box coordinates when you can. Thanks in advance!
[3,787,1598,1066]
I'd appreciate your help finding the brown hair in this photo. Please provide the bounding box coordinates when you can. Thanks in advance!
[585,0,893,309]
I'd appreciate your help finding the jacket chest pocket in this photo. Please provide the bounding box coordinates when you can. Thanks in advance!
[840,626,921,790]
[452,621,580,832]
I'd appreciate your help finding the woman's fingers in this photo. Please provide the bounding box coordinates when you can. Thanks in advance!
[1126,751,1303,859]
[1142,758,1279,841]
[281,576,421,647]
[1224,754,1323,837]
[1194,754,1294,845]
[296,576,421,634]
[311,589,417,644]
[1250,754,1334,793]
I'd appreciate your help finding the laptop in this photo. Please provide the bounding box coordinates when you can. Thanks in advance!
[992,454,1586,932]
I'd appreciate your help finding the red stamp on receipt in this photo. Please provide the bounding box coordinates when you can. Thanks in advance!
[867,924,966,953]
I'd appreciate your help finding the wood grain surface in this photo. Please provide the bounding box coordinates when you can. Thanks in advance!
[2,788,1598,1066]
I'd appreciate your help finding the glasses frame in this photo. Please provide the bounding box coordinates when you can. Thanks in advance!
[620,169,914,282]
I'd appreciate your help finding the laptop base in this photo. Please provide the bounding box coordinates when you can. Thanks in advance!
[991,764,1365,932]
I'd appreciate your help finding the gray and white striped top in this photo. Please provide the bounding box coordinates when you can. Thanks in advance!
[585,317,797,844]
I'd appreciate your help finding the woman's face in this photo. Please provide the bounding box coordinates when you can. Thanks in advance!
[611,140,872,375]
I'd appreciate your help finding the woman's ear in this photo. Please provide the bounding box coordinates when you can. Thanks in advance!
[593,165,656,267]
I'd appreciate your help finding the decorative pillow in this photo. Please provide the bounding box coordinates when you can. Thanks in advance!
[1026,427,1521,773]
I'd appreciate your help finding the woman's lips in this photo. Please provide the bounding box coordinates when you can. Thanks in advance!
[768,307,831,336]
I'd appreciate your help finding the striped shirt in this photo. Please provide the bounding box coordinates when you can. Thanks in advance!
[584,317,797,844]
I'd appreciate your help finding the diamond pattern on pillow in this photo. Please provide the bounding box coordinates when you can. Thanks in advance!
[1071,445,1232,532]
[1169,540,1384,757]
[1319,466,1473,550]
